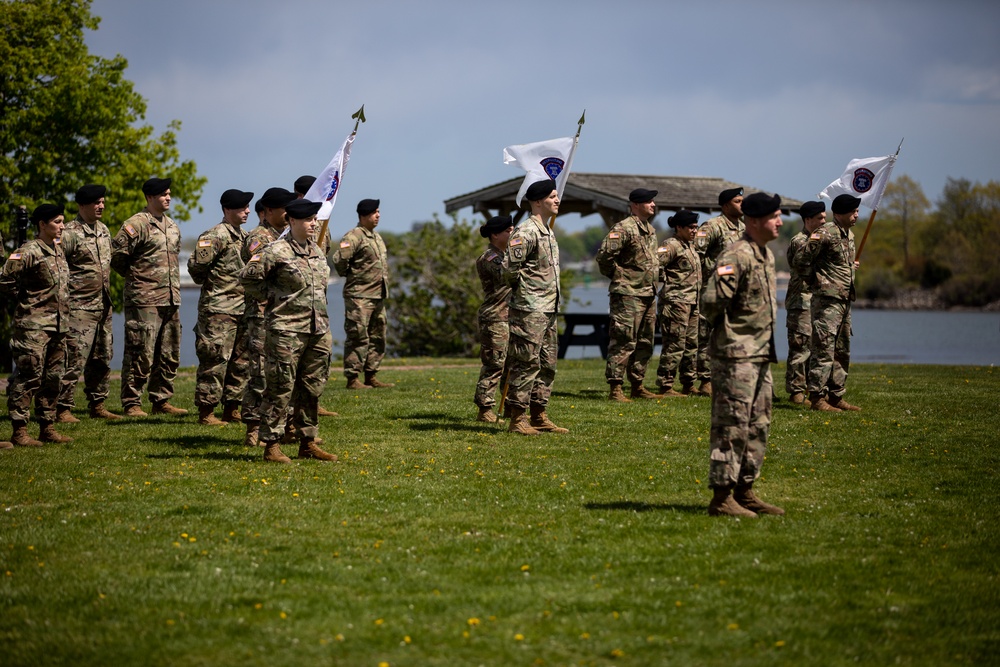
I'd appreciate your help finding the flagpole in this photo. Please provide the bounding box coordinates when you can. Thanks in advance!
[318,105,366,251]
[547,110,586,230]
[854,138,903,262]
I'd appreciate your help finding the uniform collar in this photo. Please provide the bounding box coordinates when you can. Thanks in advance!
[73,216,99,235]
[528,214,552,236]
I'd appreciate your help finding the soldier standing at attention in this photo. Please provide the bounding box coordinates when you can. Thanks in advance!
[333,198,393,390]
[595,188,663,402]
[502,179,568,436]
[1,204,72,446]
[694,187,744,396]
[111,177,186,417]
[188,189,253,425]
[784,201,826,406]
[700,192,785,518]
[797,193,862,413]
[240,187,297,447]
[240,199,338,464]
[473,215,514,423]
[654,210,702,396]
[57,184,121,422]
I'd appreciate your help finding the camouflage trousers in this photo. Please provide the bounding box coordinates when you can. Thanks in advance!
[194,312,250,408]
[121,305,180,408]
[343,296,386,379]
[8,327,65,423]
[506,308,558,410]
[57,305,113,410]
[655,299,699,390]
[785,307,812,395]
[696,313,713,383]
[259,329,332,443]
[708,358,772,489]
[605,293,656,385]
[807,296,851,399]
[242,315,266,422]
[474,318,510,409]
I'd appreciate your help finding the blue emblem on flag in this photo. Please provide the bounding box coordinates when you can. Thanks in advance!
[852,167,875,194]
[540,157,565,180]
[324,170,341,202]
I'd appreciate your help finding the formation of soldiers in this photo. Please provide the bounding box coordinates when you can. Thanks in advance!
[473,180,864,517]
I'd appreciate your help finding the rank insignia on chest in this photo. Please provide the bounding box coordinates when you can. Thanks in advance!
[340,241,351,249]
[198,239,213,248]
[717,264,735,276]
[123,224,138,237]
[249,254,261,263]
[608,232,620,239]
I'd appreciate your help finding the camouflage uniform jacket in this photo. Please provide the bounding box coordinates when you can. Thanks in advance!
[656,236,701,304]
[240,237,329,335]
[0,238,70,332]
[794,221,856,302]
[595,215,658,297]
[60,217,113,311]
[333,225,389,299]
[700,235,777,363]
[241,222,284,320]
[188,221,248,316]
[110,209,181,306]
[477,242,511,322]
[502,215,560,313]
[784,231,812,311]
[695,214,744,279]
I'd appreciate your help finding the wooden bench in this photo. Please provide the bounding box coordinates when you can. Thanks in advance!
[558,312,663,359]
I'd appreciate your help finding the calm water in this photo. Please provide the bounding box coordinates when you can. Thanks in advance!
[111,284,998,369]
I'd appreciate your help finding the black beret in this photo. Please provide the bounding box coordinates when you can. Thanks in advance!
[718,187,743,205]
[31,203,64,224]
[798,201,826,219]
[220,189,254,209]
[629,188,658,204]
[357,198,380,216]
[525,179,556,202]
[285,198,322,219]
[260,187,296,209]
[832,194,862,215]
[142,177,171,196]
[480,215,513,238]
[742,192,782,218]
[254,199,265,214]
[75,184,106,205]
[294,175,316,195]
[668,210,699,228]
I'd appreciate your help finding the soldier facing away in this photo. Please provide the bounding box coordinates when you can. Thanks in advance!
[473,215,514,423]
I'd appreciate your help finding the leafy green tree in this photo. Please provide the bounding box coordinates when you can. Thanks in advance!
[0,0,205,368]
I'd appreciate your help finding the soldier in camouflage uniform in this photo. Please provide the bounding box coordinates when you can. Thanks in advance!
[240,199,337,464]
[501,179,568,436]
[333,198,393,390]
[110,178,186,417]
[784,201,826,405]
[240,187,297,446]
[0,204,72,446]
[473,215,514,423]
[56,184,120,422]
[694,187,744,396]
[700,192,785,518]
[654,210,701,396]
[795,194,862,413]
[188,189,253,425]
[595,188,662,402]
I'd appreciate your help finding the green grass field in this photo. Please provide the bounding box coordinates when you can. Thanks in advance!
[1,360,997,666]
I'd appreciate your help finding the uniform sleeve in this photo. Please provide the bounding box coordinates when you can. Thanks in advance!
[187,234,220,285]
[795,229,826,275]
[59,229,77,258]
[501,228,534,287]
[110,221,140,276]
[595,224,624,279]
[332,232,354,277]
[239,249,270,301]
[0,246,31,298]
[699,251,741,326]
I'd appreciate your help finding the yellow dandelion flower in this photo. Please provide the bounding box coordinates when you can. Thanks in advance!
[403,635,411,644]
[166,619,175,626]
[379,662,389,667]
[610,648,624,658]
[280,611,287,619]
[580,632,590,639]
[727,623,739,630]
[375,618,384,626]
[520,564,530,571]
[514,633,524,641]
[335,633,344,641]
[467,617,480,626]
[775,640,786,647]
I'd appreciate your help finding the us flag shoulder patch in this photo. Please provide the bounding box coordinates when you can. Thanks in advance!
[123,224,137,237]
[249,254,262,263]
[810,232,822,240]
[696,229,708,237]
[9,252,22,260]
[198,239,213,248]
[656,246,668,253]
[249,239,262,252]
[339,241,351,249]
[717,264,735,276]
[510,237,523,246]
[608,232,620,239]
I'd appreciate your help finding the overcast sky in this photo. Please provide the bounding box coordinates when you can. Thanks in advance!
[85,0,1000,236]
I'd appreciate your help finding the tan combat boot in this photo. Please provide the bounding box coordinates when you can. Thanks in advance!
[198,405,225,426]
[789,392,808,406]
[11,420,42,447]
[476,406,498,423]
[680,384,696,395]
[89,402,122,420]
[346,376,370,390]
[151,401,189,416]
[810,393,842,412]
[56,408,80,424]
[661,387,686,397]
[316,405,339,417]
[364,372,395,388]
[529,404,569,434]
[631,384,665,400]
[262,441,291,463]
[220,401,241,423]
[39,421,73,444]
[707,486,757,518]
[0,440,12,450]
[608,383,631,403]
[298,439,338,461]
[696,381,713,397]
[828,396,861,412]
[733,484,785,516]
[507,407,541,436]
[244,421,261,447]
[122,405,148,417]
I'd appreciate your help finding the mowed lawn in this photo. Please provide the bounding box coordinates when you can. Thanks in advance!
[1,359,997,666]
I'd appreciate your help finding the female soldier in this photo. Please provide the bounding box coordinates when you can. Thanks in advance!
[473,215,513,423]
[654,210,702,396]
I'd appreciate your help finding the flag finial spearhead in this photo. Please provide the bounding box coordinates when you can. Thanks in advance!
[352,104,366,132]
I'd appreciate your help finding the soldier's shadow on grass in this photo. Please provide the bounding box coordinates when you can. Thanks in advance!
[552,389,605,400]
[143,434,241,450]
[583,500,704,514]
[146,451,261,462]
[397,412,502,434]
